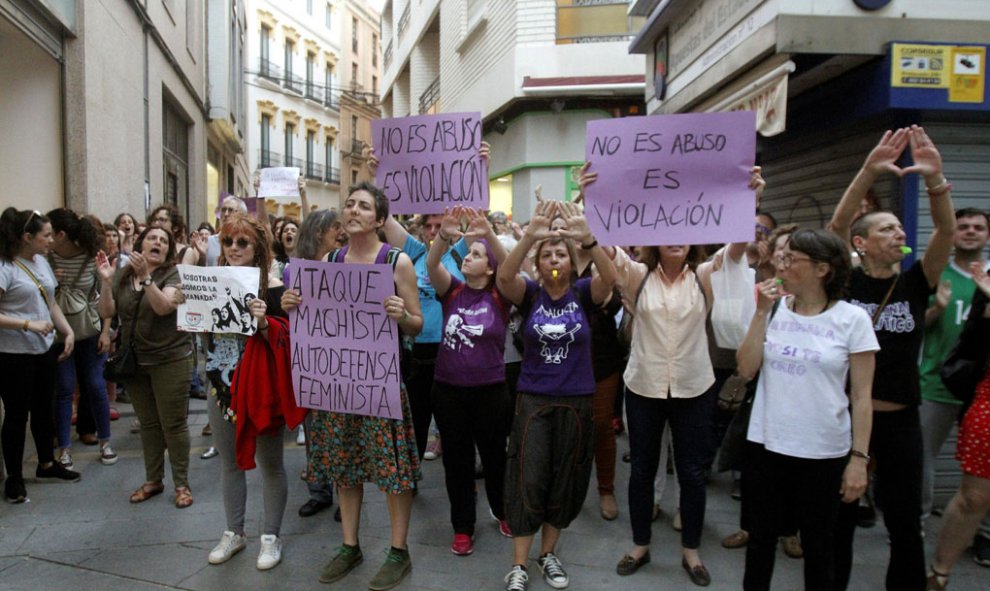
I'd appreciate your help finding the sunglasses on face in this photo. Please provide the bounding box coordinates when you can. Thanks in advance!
[222,237,253,249]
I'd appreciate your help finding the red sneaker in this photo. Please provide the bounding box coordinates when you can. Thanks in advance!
[450,533,474,556]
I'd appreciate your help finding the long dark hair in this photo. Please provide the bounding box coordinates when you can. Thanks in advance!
[0,207,50,261]
[272,217,299,264]
[148,204,189,242]
[47,208,101,257]
[788,228,851,301]
[296,209,339,260]
[218,213,273,298]
[120,226,177,282]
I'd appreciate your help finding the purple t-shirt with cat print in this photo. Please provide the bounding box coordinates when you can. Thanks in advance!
[516,277,596,397]
[433,277,511,387]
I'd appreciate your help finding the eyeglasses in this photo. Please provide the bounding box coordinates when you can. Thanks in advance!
[22,210,41,233]
[776,253,815,269]
[755,222,772,237]
[222,237,254,249]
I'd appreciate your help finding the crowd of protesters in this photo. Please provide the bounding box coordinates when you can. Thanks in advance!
[1,125,989,591]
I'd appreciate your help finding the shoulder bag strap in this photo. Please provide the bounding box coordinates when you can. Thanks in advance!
[872,274,899,326]
[13,258,51,307]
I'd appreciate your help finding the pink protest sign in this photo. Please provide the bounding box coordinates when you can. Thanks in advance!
[373,112,488,214]
[287,258,402,419]
[583,111,756,246]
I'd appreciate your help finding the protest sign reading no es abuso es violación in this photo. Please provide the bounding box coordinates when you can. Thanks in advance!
[287,258,402,420]
[583,111,756,247]
[373,112,489,215]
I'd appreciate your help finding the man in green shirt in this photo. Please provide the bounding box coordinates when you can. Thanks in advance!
[920,207,990,565]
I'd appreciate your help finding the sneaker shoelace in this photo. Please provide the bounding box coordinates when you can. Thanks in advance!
[505,567,528,590]
[541,554,565,579]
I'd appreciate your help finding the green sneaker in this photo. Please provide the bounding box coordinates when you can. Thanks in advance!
[368,548,412,591]
[318,544,363,584]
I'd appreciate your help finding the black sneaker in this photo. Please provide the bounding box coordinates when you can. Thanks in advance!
[4,476,26,503]
[36,462,81,482]
[973,535,990,567]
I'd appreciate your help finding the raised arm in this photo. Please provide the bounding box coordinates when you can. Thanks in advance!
[726,166,766,263]
[298,175,311,220]
[464,206,508,265]
[902,125,956,287]
[828,128,909,243]
[95,250,117,319]
[427,207,465,298]
[497,201,555,305]
[555,201,615,304]
[736,278,780,380]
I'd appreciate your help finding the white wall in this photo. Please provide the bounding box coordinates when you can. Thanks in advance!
[0,16,63,212]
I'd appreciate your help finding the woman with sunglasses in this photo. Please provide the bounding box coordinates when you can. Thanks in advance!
[282,182,423,590]
[737,229,878,591]
[202,214,298,571]
[96,225,194,508]
[829,126,957,590]
[0,208,80,503]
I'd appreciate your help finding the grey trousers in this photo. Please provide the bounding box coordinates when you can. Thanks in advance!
[207,396,288,536]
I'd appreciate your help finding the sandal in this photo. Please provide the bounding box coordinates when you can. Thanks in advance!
[129,481,164,503]
[174,486,194,509]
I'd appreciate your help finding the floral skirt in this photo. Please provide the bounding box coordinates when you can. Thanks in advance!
[306,387,421,494]
[958,367,990,480]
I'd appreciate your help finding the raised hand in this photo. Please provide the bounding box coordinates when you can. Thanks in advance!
[525,200,557,240]
[755,277,782,312]
[862,128,909,177]
[479,141,491,165]
[749,165,766,204]
[902,125,944,182]
[95,251,115,283]
[463,208,493,238]
[934,280,952,310]
[970,261,990,298]
[576,162,597,205]
[364,146,378,177]
[554,201,593,245]
[439,206,465,242]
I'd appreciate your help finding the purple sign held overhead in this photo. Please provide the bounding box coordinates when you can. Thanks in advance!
[287,258,402,420]
[583,111,756,246]
[373,112,489,214]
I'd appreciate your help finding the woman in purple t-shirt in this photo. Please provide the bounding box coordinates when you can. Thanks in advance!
[427,206,512,557]
[496,200,617,591]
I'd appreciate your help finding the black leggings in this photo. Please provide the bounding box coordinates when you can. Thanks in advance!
[0,349,59,477]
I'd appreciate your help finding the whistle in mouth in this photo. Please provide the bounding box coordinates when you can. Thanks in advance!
[775,278,783,285]
[900,246,913,255]
[552,269,559,279]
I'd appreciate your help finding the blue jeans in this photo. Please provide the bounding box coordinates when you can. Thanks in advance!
[55,335,111,447]
[627,385,717,549]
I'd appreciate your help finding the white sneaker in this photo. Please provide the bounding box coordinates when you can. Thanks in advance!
[58,448,74,470]
[257,534,282,570]
[296,427,305,446]
[537,552,569,589]
[504,565,529,591]
[208,531,246,564]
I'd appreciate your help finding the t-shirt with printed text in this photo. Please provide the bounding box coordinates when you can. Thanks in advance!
[433,276,510,387]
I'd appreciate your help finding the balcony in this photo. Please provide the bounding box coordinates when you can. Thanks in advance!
[556,2,642,44]
[283,72,304,94]
[418,76,440,115]
[324,89,340,110]
[397,4,410,40]
[383,40,393,70]
[286,156,305,170]
[258,149,282,168]
[324,166,341,185]
[305,81,322,102]
[258,58,282,83]
[304,161,324,181]
[350,139,366,157]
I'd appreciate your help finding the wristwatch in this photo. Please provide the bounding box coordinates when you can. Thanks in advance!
[141,277,153,287]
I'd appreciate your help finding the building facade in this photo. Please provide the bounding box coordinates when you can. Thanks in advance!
[245,0,343,216]
[1,0,244,229]
[379,0,646,222]
[630,0,990,502]
[339,0,382,192]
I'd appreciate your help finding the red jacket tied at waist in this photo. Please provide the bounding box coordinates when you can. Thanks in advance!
[230,316,307,470]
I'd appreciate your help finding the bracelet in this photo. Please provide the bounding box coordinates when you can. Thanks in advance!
[22,319,30,331]
[850,449,871,462]
[580,239,598,250]
[926,179,952,197]
[437,231,452,244]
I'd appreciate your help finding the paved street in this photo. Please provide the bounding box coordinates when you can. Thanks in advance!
[0,399,986,590]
